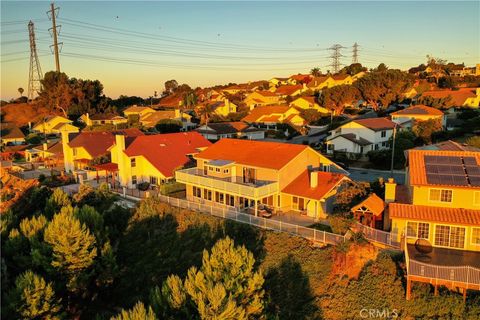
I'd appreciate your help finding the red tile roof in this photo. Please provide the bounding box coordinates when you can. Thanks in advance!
[412,140,480,152]
[196,138,308,170]
[69,129,143,158]
[353,117,397,131]
[389,203,480,226]
[275,85,303,96]
[242,105,292,123]
[289,74,312,82]
[282,170,347,200]
[391,104,444,116]
[1,122,25,140]
[256,90,278,97]
[307,76,330,88]
[124,132,211,178]
[351,193,385,216]
[421,88,477,106]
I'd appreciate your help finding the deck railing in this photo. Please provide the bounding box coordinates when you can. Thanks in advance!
[352,222,401,249]
[111,186,345,246]
[407,259,480,287]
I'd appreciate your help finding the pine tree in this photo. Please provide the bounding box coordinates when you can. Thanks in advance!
[11,270,61,319]
[44,208,97,290]
[162,237,265,319]
[45,188,71,218]
[111,301,157,320]
[19,215,48,239]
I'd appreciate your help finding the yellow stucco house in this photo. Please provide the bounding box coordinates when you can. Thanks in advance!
[123,106,156,118]
[242,105,306,127]
[331,74,354,86]
[244,91,283,109]
[79,113,128,127]
[113,132,211,188]
[211,99,238,117]
[175,139,349,219]
[306,76,336,91]
[290,96,330,114]
[420,88,480,108]
[387,149,480,298]
[32,115,78,135]
[269,77,289,87]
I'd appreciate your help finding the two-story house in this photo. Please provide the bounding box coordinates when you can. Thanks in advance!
[175,139,349,219]
[391,105,446,129]
[387,149,480,300]
[32,115,79,135]
[244,91,283,109]
[325,118,397,156]
[242,105,307,128]
[290,96,330,114]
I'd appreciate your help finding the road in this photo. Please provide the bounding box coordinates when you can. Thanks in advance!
[347,168,406,184]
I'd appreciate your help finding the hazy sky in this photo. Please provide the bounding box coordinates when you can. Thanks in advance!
[1,1,479,100]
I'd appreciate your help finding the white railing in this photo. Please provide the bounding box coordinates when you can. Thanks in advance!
[175,168,279,199]
[352,222,401,249]
[408,259,480,288]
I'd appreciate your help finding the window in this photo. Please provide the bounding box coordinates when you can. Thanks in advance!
[203,189,212,201]
[223,169,229,174]
[406,222,429,239]
[150,176,158,185]
[72,148,77,156]
[216,168,220,172]
[328,144,334,150]
[475,192,480,206]
[193,186,202,198]
[131,158,136,168]
[472,228,480,246]
[374,144,379,150]
[429,189,452,203]
[132,175,137,185]
[209,167,213,171]
[434,225,465,249]
[381,142,387,147]
[381,130,386,138]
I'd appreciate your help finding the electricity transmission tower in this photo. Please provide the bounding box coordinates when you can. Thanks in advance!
[328,44,344,74]
[28,20,43,101]
[47,2,62,72]
[352,42,359,64]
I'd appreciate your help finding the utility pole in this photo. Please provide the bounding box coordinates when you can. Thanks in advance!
[328,44,344,74]
[27,20,43,101]
[352,42,359,64]
[47,2,62,72]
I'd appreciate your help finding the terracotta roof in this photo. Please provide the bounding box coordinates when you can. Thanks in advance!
[242,105,292,123]
[124,106,154,113]
[282,170,347,200]
[331,74,350,81]
[93,162,119,172]
[89,113,126,121]
[329,133,372,146]
[157,94,183,107]
[407,149,480,188]
[391,105,444,116]
[124,132,211,178]
[69,128,143,158]
[196,138,308,170]
[307,76,330,88]
[293,96,316,104]
[1,122,25,140]
[141,111,177,125]
[351,193,385,216]
[389,203,480,226]
[289,74,312,82]
[256,90,277,97]
[275,85,303,96]
[353,117,397,131]
[421,88,478,106]
[413,140,480,152]
[197,122,251,135]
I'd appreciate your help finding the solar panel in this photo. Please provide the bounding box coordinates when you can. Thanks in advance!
[463,157,478,166]
[424,155,463,165]
[469,176,480,187]
[426,173,468,186]
[425,164,465,175]
[465,165,480,176]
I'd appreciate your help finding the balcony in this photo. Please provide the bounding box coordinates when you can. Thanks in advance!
[175,167,279,199]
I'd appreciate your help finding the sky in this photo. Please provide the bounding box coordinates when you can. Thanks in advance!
[1,1,479,100]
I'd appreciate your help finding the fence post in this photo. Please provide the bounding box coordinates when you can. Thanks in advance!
[323,231,326,243]
[279,221,282,232]
[249,215,252,225]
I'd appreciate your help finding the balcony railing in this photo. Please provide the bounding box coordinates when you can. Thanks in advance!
[175,168,279,199]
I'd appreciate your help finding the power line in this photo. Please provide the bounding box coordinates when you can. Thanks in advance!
[328,44,344,73]
[352,42,359,64]
[28,20,44,101]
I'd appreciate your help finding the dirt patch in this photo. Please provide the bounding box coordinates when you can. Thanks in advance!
[331,242,378,279]
[0,169,39,213]
[1,102,56,127]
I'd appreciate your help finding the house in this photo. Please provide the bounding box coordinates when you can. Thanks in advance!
[196,122,265,140]
[142,110,195,130]
[411,140,480,152]
[244,91,282,109]
[325,118,397,156]
[269,77,289,87]
[287,74,312,85]
[175,139,349,219]
[420,88,480,108]
[242,106,307,127]
[79,113,128,127]
[32,116,78,135]
[386,149,480,299]
[25,141,63,167]
[352,71,366,81]
[113,132,211,188]
[306,76,336,91]
[209,99,238,117]
[221,84,251,95]
[1,123,25,145]
[391,105,446,128]
[331,74,353,86]
[61,128,144,174]
[351,193,385,229]
[290,96,330,114]
[123,105,156,119]
[157,94,184,109]
[273,84,305,98]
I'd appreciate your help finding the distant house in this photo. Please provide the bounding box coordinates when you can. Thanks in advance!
[242,105,307,127]
[420,88,480,108]
[123,106,156,118]
[287,74,312,85]
[352,71,366,81]
[157,94,184,109]
[112,131,211,188]
[25,141,63,166]
[79,113,128,127]
[141,110,195,130]
[244,91,282,109]
[290,96,330,114]
[269,77,289,87]
[331,74,353,86]
[196,122,265,140]
[32,116,78,135]
[1,122,25,145]
[326,117,397,156]
[391,105,446,128]
[306,76,336,91]
[210,99,238,117]
[273,84,305,98]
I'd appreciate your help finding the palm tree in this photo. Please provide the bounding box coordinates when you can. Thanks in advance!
[18,87,24,97]
[310,67,321,77]
[197,103,216,126]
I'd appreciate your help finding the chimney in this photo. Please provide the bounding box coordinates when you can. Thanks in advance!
[309,166,318,188]
[174,109,181,119]
[385,178,397,203]
[115,134,127,187]
[115,134,125,152]
[43,142,48,151]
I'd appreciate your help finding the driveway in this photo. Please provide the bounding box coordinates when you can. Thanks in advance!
[347,168,406,184]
